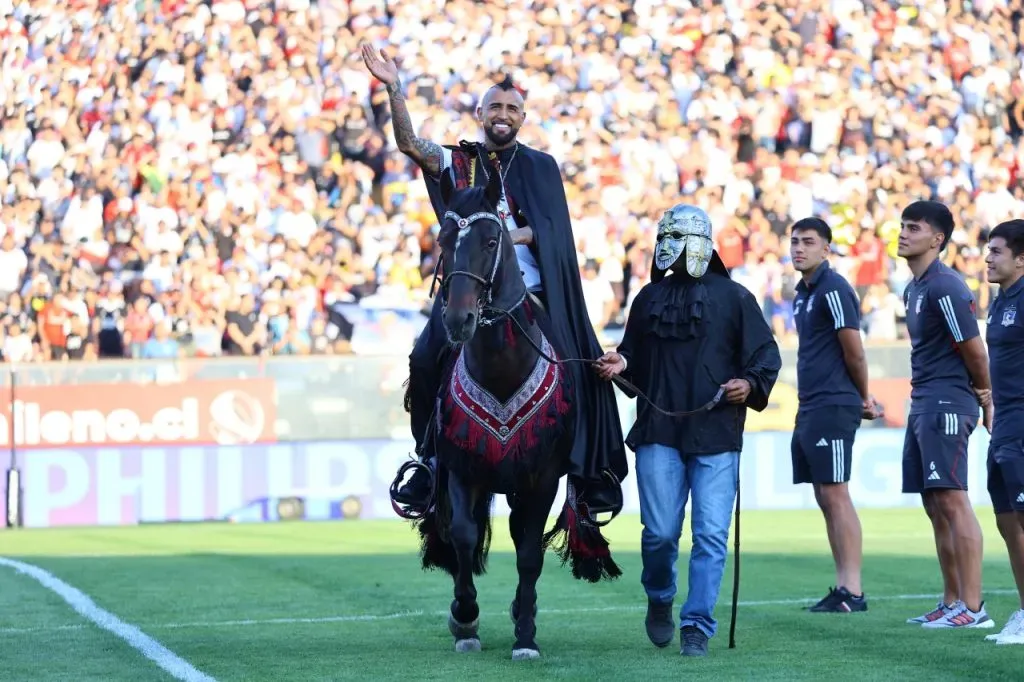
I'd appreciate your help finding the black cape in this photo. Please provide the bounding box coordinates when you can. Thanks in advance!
[615,259,782,456]
[423,141,629,495]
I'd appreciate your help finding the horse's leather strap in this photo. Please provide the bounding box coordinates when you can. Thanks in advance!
[484,303,726,419]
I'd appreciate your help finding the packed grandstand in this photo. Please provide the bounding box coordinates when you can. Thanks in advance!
[0,0,1021,360]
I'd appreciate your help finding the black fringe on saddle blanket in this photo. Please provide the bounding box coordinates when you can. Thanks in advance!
[412,465,495,578]
[542,479,622,583]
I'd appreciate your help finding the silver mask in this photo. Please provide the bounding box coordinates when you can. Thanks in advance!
[654,204,714,278]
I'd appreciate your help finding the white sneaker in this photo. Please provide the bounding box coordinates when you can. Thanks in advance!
[922,601,996,629]
[992,609,1024,644]
[985,609,1024,641]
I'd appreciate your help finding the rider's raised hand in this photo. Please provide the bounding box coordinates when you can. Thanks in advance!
[360,43,399,85]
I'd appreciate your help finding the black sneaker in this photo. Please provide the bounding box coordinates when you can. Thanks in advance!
[645,599,674,648]
[806,586,868,613]
[680,625,708,657]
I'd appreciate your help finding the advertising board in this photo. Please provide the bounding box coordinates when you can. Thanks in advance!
[0,379,276,449]
[0,428,997,528]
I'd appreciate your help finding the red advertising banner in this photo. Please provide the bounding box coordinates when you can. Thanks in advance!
[0,379,277,448]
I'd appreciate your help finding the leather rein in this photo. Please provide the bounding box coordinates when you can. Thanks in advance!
[434,208,725,420]
[484,302,725,419]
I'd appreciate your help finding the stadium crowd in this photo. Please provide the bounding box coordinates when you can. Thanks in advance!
[0,0,1023,362]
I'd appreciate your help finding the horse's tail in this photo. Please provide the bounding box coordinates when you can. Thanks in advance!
[415,468,494,577]
[542,480,621,583]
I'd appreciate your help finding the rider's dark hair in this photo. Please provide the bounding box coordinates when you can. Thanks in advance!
[491,73,525,100]
[496,73,517,91]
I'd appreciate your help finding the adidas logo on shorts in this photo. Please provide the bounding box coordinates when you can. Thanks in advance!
[929,471,941,481]
[816,438,828,447]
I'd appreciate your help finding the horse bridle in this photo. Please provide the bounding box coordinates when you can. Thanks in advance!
[432,208,525,327]
[432,208,725,420]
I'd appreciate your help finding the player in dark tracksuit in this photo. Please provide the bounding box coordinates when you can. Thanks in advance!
[898,201,995,630]
[790,218,883,613]
[982,219,1024,644]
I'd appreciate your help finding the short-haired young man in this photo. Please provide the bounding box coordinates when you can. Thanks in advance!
[982,219,1024,643]
[898,200,994,629]
[790,217,883,613]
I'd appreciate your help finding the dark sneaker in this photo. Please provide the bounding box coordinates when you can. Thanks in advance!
[645,599,674,648]
[680,625,708,657]
[806,586,868,613]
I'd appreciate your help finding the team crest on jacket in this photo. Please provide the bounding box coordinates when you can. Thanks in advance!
[1003,306,1017,327]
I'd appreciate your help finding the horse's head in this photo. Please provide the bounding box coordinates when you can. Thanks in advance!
[436,169,522,344]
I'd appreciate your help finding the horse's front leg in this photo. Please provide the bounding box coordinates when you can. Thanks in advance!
[446,468,481,652]
[509,473,560,660]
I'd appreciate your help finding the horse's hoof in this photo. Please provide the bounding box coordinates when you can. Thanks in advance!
[448,614,479,639]
[512,648,541,660]
[455,638,482,653]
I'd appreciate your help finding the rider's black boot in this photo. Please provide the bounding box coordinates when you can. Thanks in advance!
[394,456,434,506]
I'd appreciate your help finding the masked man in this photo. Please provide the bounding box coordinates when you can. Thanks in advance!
[595,204,782,657]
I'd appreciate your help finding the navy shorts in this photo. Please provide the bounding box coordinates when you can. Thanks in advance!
[987,441,1024,514]
[901,412,976,493]
[791,405,862,484]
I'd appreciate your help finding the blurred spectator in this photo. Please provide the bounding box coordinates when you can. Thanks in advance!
[224,293,263,356]
[142,320,183,360]
[1,0,1023,365]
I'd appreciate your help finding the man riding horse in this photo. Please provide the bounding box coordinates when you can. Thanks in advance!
[361,45,628,522]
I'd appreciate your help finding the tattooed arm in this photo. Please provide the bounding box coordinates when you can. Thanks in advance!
[361,44,443,175]
[386,79,443,176]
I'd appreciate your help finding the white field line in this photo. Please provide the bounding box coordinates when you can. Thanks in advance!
[0,557,217,682]
[1,588,1018,636]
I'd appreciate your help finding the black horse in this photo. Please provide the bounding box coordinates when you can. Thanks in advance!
[408,169,620,660]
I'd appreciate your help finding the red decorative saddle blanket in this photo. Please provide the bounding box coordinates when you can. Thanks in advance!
[440,336,571,468]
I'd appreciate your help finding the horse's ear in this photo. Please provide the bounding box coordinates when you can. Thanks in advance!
[484,167,502,208]
[440,167,455,206]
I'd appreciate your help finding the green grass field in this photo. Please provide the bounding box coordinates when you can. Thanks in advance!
[1,508,1021,681]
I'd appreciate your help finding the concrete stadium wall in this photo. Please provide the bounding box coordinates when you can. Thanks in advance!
[0,427,998,529]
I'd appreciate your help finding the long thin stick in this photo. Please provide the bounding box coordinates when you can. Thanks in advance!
[728,454,740,649]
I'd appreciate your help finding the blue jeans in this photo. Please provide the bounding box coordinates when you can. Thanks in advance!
[636,444,739,638]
